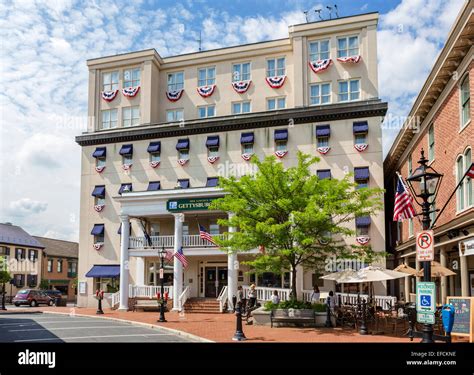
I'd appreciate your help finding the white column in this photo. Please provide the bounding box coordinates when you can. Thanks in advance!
[172,213,184,310]
[118,214,130,311]
[136,257,145,286]
[440,248,447,304]
[404,259,411,303]
[227,212,237,310]
[295,265,304,300]
[460,252,469,296]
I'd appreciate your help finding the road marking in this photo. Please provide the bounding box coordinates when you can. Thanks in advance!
[0,320,106,327]
[9,325,145,332]
[14,333,171,342]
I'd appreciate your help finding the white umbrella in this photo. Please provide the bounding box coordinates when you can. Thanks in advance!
[321,268,359,283]
[321,266,407,283]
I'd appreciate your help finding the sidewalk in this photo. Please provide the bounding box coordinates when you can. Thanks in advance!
[5,306,420,343]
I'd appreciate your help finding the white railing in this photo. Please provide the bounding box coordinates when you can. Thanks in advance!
[242,286,292,302]
[217,285,228,312]
[129,234,226,249]
[110,291,120,308]
[129,284,173,300]
[178,286,190,311]
[334,293,397,311]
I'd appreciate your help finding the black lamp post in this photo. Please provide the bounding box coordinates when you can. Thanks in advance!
[1,282,6,311]
[158,247,167,323]
[405,149,443,344]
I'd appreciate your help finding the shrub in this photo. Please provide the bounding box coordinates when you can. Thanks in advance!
[311,303,326,313]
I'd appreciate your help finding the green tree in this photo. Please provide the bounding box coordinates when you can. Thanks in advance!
[210,152,385,300]
[39,279,49,290]
[0,270,11,310]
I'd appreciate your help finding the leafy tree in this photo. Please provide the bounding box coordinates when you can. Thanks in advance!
[39,279,49,290]
[0,271,11,285]
[210,152,384,300]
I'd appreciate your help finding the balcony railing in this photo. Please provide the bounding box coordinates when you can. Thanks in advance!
[129,234,226,249]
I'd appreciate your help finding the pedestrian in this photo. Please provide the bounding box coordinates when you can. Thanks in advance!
[310,285,320,304]
[248,284,257,308]
[271,290,280,305]
[327,290,337,311]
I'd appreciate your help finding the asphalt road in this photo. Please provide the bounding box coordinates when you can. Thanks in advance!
[0,312,196,343]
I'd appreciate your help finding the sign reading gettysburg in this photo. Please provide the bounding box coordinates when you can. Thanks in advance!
[167,197,219,212]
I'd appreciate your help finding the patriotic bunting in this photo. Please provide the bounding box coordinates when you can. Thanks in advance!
[337,55,361,64]
[232,80,251,94]
[274,150,288,159]
[93,243,104,251]
[265,75,286,89]
[122,163,132,170]
[177,159,189,166]
[317,146,331,155]
[356,236,370,245]
[122,86,140,97]
[197,84,216,98]
[149,161,160,168]
[166,89,184,102]
[94,204,105,212]
[241,153,254,161]
[207,156,219,164]
[354,144,368,152]
[95,166,106,173]
[101,90,118,102]
[309,59,332,74]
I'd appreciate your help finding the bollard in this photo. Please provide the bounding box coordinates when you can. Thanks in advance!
[232,295,237,313]
[359,299,368,335]
[232,302,246,341]
[324,301,333,328]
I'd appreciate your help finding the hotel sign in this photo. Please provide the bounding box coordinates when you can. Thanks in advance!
[167,197,219,212]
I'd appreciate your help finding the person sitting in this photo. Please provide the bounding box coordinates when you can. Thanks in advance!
[310,285,321,304]
[271,290,280,305]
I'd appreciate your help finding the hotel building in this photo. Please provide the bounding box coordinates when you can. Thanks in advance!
[75,12,388,310]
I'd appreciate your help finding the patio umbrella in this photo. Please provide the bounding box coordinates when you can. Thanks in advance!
[320,268,359,283]
[321,266,407,283]
[393,264,418,276]
[416,261,456,278]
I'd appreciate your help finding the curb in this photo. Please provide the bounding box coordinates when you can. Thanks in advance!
[40,311,214,343]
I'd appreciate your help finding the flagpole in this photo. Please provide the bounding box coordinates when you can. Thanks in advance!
[396,172,422,225]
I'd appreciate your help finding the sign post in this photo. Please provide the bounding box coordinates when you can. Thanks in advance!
[416,230,434,262]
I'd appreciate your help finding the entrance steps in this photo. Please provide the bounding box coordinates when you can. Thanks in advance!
[183,298,222,314]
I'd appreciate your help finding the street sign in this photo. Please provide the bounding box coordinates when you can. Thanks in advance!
[417,312,435,324]
[416,230,434,261]
[417,282,436,314]
[159,268,164,280]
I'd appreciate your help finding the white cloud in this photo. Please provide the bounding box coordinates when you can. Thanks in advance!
[9,198,48,215]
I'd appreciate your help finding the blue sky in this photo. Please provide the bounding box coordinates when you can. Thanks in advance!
[0,0,465,241]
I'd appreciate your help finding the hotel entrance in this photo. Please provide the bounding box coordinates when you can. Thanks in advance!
[204,266,227,298]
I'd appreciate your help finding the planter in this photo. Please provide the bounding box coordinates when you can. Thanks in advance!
[253,307,335,327]
[252,307,272,326]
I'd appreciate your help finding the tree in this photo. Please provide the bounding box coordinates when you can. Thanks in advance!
[0,270,11,310]
[39,279,49,290]
[210,152,385,300]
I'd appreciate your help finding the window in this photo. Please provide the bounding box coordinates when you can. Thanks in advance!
[94,277,118,293]
[457,148,473,211]
[274,129,288,152]
[178,149,189,161]
[123,68,140,87]
[198,105,215,118]
[208,146,219,158]
[47,259,53,273]
[168,72,184,91]
[408,154,413,176]
[355,133,367,145]
[118,183,132,194]
[198,67,215,87]
[14,274,25,287]
[338,79,360,102]
[267,97,286,110]
[150,151,160,164]
[206,177,219,187]
[309,40,330,61]
[150,223,160,236]
[408,218,414,237]
[337,36,359,58]
[68,262,77,277]
[317,136,329,148]
[122,106,140,127]
[232,62,251,82]
[209,223,220,235]
[119,144,133,166]
[428,125,435,162]
[354,167,369,189]
[232,101,251,114]
[310,83,331,105]
[243,143,254,154]
[177,179,190,189]
[429,199,436,226]
[460,75,470,127]
[275,140,287,152]
[57,259,63,273]
[147,181,161,191]
[28,250,38,262]
[15,248,25,261]
[27,274,38,287]
[355,217,370,237]
[102,71,119,91]
[96,156,106,169]
[167,109,184,122]
[267,57,285,77]
[0,246,9,258]
[182,223,189,236]
[101,109,118,130]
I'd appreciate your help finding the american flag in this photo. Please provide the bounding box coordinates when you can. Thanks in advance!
[466,163,474,179]
[165,249,174,262]
[393,175,416,222]
[199,224,218,246]
[173,247,188,268]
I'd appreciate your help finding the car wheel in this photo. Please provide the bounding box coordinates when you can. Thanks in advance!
[30,300,37,307]
[14,303,20,307]
[48,300,53,306]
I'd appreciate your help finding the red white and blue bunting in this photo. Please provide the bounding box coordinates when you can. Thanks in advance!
[241,153,254,161]
[101,90,118,102]
[356,236,370,245]
[150,161,160,169]
[197,85,216,98]
[94,204,105,212]
[166,89,184,102]
[309,59,332,74]
[122,163,132,171]
[354,144,368,152]
[265,75,286,89]
[177,159,189,166]
[232,80,251,94]
[337,55,361,64]
[95,166,106,173]
[317,146,331,155]
[122,86,140,97]
[207,156,219,164]
[93,243,104,251]
[274,150,288,159]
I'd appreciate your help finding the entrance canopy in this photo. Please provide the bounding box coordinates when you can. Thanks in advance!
[85,265,120,278]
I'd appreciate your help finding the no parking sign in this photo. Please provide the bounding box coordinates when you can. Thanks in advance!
[416,230,434,261]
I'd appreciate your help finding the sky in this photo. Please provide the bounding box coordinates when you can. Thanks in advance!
[0,0,466,241]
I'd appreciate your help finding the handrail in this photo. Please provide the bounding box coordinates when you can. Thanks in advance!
[242,285,291,302]
[178,286,190,312]
[129,234,226,249]
[129,284,173,300]
[110,291,120,308]
[217,285,228,312]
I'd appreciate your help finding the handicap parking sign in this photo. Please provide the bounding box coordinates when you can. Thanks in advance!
[420,295,431,307]
[416,282,436,313]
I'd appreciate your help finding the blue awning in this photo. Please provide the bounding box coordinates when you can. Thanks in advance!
[178,179,190,189]
[206,135,220,148]
[353,121,368,134]
[85,265,120,278]
[316,125,330,137]
[147,141,161,153]
[176,139,189,150]
[317,170,331,180]
[119,144,133,155]
[92,147,106,158]
[147,181,161,191]
[274,129,288,141]
[90,224,104,236]
[118,183,133,194]
[91,185,105,197]
[206,177,219,187]
[354,167,370,180]
[356,216,371,227]
[240,132,254,144]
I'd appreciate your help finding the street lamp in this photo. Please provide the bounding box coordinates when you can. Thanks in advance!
[157,246,167,323]
[405,149,443,343]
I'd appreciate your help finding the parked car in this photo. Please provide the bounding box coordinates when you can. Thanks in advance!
[13,289,54,307]
[42,290,63,304]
